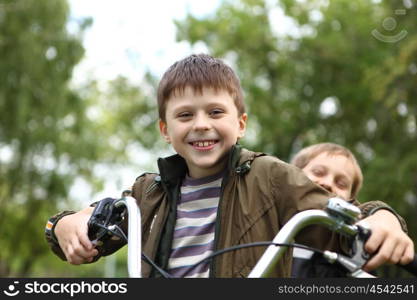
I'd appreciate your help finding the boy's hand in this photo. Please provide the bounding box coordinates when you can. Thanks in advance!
[54,207,98,265]
[357,209,414,271]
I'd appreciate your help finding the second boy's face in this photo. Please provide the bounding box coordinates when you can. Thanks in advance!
[302,152,355,200]
[160,86,247,178]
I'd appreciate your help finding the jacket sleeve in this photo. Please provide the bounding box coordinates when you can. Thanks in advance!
[269,160,341,252]
[354,200,408,233]
[45,211,76,261]
[272,161,409,253]
[45,206,128,262]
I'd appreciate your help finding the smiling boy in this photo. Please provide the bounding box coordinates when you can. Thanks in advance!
[159,86,246,179]
[291,143,413,276]
[46,54,412,278]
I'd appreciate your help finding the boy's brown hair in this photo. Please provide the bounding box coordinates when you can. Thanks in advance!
[290,143,363,199]
[157,53,245,121]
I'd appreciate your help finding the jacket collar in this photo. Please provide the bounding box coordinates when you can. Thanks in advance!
[157,144,244,186]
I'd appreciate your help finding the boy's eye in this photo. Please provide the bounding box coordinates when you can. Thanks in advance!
[336,180,350,190]
[311,168,325,177]
[177,112,192,118]
[209,109,224,116]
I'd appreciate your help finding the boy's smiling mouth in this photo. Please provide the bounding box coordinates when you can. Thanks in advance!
[189,140,218,150]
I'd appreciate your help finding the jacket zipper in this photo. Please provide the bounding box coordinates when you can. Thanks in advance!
[209,171,230,277]
[151,180,180,277]
[147,177,173,277]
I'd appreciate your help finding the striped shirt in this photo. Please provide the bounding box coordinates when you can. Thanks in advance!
[167,170,224,278]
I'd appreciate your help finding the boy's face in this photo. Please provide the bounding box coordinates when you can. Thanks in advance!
[159,86,247,178]
[301,152,355,200]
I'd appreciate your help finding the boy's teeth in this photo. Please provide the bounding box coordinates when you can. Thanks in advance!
[194,141,214,147]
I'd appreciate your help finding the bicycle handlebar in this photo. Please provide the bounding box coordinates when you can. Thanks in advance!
[248,197,417,278]
[114,196,142,278]
[91,196,417,278]
[248,208,360,277]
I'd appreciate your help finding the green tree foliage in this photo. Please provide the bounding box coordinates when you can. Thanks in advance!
[175,0,417,271]
[0,0,94,276]
[0,0,158,276]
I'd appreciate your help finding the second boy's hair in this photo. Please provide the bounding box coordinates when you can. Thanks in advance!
[157,53,245,121]
[291,143,363,199]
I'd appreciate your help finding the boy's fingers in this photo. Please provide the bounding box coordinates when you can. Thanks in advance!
[78,229,94,251]
[400,243,415,265]
[66,245,87,265]
[69,236,97,262]
[73,238,98,258]
[364,241,395,271]
[363,229,384,254]
[78,233,99,257]
[73,245,98,259]
[390,243,406,265]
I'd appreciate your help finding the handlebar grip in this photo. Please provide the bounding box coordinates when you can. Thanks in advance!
[399,255,417,277]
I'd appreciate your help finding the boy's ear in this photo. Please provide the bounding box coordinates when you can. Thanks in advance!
[159,119,171,144]
[238,113,248,139]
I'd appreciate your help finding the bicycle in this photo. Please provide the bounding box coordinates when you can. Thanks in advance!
[87,196,417,278]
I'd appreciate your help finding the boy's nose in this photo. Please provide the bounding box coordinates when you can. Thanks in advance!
[316,178,334,194]
[193,113,211,131]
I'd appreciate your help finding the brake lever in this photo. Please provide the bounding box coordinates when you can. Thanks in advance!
[349,224,372,268]
[322,224,375,277]
[323,250,375,278]
[87,197,126,245]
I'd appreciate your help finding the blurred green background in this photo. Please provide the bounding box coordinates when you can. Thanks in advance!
[0,0,416,277]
